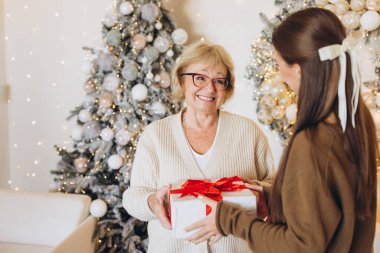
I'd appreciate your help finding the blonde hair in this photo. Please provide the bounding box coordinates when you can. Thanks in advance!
[171,41,235,101]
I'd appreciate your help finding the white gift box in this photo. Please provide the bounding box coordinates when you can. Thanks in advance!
[169,188,257,238]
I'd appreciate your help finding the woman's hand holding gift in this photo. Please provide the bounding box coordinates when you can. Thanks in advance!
[148,184,172,229]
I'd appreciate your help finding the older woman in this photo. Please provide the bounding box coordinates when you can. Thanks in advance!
[122,41,275,253]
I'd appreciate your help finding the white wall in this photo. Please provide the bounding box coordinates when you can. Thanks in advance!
[0,0,10,189]
[3,0,282,192]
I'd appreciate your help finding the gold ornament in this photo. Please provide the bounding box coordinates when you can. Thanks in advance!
[315,0,329,7]
[342,11,361,29]
[350,0,366,11]
[366,0,380,11]
[262,94,277,108]
[257,109,273,125]
[271,106,286,120]
[335,0,350,15]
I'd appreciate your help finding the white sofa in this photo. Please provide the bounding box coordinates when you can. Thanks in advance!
[0,189,96,253]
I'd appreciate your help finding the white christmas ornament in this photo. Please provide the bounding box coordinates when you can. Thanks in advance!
[98,53,115,71]
[270,83,287,98]
[342,11,361,29]
[171,28,188,45]
[315,0,329,6]
[154,36,170,53]
[100,127,114,142]
[166,49,174,57]
[122,64,138,81]
[115,129,132,145]
[154,74,161,82]
[155,22,163,30]
[83,121,101,140]
[360,11,380,31]
[350,0,366,11]
[71,125,84,141]
[150,101,166,117]
[131,84,148,101]
[146,72,154,80]
[108,154,123,170]
[78,110,91,123]
[261,80,273,95]
[83,95,96,108]
[146,34,153,42]
[103,73,120,91]
[90,199,107,218]
[119,1,133,15]
[82,61,93,74]
[141,3,160,23]
[286,104,298,123]
[106,30,122,46]
[103,13,117,27]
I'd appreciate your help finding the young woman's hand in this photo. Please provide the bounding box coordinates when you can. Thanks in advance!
[244,183,269,219]
[185,196,222,244]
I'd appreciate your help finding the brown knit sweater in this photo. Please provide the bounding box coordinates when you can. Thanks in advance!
[217,122,376,253]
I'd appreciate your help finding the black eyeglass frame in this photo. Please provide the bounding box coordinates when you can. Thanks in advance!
[180,72,230,91]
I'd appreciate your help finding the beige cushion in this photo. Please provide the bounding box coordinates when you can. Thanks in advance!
[0,242,53,253]
[0,190,91,247]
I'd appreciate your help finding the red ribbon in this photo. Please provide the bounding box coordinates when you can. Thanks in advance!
[169,176,246,214]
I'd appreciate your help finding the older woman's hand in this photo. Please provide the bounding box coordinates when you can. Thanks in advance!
[148,184,172,229]
[185,196,222,245]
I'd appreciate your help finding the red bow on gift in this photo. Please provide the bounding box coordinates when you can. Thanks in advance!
[170,176,247,214]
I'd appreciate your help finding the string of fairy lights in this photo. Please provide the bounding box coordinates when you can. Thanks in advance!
[245,0,380,145]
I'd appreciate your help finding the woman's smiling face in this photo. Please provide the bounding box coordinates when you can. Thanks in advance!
[180,62,227,114]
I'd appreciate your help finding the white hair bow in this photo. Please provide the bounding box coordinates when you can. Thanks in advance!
[318,38,360,132]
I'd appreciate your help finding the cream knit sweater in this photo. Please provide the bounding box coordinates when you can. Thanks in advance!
[123,109,275,253]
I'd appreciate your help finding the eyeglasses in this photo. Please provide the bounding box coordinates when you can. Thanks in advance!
[180,73,230,91]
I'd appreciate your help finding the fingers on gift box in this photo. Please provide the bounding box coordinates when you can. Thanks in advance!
[169,178,257,238]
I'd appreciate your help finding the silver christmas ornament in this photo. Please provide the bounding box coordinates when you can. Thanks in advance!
[141,3,160,23]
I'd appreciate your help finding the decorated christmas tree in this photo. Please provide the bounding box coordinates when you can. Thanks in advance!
[51,0,187,252]
[246,0,380,144]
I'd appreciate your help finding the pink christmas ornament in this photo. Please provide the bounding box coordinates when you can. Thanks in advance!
[98,92,113,109]
[74,157,88,173]
[158,71,171,88]
[132,34,146,50]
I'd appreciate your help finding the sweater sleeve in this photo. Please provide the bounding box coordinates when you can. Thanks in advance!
[122,129,158,221]
[217,133,342,253]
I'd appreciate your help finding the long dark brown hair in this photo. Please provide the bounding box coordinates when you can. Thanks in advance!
[269,7,378,222]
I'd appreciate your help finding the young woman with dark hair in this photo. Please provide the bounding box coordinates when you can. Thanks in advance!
[186,8,378,253]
